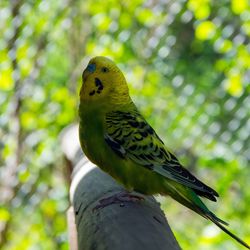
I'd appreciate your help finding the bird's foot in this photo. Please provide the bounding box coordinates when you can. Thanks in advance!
[93,191,144,211]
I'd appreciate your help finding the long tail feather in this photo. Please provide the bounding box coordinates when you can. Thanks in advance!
[207,212,229,226]
[166,181,249,249]
[207,214,250,249]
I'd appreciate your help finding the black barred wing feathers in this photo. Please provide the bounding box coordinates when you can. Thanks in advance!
[105,110,218,201]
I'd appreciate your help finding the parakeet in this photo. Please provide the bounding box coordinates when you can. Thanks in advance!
[79,56,249,249]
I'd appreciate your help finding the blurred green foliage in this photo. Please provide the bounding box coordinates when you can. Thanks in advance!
[0,0,249,249]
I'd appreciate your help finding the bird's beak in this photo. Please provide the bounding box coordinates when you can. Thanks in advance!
[82,63,96,82]
[82,69,89,83]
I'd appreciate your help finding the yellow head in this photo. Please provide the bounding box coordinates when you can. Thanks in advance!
[80,56,130,105]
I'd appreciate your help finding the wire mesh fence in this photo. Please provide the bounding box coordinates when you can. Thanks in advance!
[0,0,249,249]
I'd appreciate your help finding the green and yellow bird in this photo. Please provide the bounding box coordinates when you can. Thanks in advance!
[79,56,249,249]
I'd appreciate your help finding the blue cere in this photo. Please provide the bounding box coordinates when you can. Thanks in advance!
[86,63,96,73]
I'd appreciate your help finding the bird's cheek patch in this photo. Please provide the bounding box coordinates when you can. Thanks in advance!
[86,63,96,73]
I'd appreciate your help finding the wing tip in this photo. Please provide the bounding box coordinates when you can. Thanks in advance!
[194,189,218,202]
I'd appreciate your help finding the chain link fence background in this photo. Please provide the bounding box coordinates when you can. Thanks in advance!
[0,0,249,249]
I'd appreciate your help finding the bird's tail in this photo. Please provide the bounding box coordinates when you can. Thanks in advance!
[206,212,250,249]
[166,182,250,249]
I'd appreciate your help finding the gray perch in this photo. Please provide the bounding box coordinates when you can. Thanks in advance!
[61,125,181,250]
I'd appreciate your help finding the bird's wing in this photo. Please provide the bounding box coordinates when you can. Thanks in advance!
[105,110,218,199]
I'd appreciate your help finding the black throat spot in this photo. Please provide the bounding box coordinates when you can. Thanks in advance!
[89,90,95,96]
[95,78,104,92]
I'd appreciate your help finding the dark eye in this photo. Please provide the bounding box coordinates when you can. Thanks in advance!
[101,67,109,73]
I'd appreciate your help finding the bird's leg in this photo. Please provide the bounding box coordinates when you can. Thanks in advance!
[93,191,144,211]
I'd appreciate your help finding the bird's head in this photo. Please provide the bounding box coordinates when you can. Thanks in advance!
[80,56,130,105]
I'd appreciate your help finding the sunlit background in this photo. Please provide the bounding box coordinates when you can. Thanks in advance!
[0,0,249,249]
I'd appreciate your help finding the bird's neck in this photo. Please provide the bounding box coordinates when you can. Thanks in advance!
[79,97,135,127]
[80,94,133,114]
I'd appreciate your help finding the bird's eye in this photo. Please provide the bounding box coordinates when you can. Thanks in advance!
[101,67,109,73]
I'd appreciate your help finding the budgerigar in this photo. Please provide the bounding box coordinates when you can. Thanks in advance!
[79,56,249,249]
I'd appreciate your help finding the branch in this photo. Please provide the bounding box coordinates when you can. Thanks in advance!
[60,125,181,250]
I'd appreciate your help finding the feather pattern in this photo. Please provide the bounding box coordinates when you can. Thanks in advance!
[105,110,218,201]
